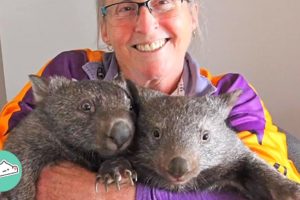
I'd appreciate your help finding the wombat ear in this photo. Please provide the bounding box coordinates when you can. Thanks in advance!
[122,80,167,112]
[136,86,166,104]
[112,73,138,99]
[113,73,127,88]
[29,75,72,103]
[219,89,243,117]
[114,73,166,101]
[29,74,50,103]
[221,89,242,108]
[48,76,72,92]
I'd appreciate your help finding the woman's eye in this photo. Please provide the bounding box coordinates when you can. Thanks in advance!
[152,128,161,139]
[152,0,173,9]
[79,100,95,113]
[158,0,171,5]
[116,3,136,14]
[119,6,132,12]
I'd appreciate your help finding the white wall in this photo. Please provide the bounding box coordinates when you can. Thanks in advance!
[0,39,7,108]
[0,0,299,137]
[0,0,98,99]
[191,0,300,137]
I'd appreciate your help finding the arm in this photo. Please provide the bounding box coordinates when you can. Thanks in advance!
[0,50,92,149]
[36,162,136,200]
[211,72,300,183]
[37,162,244,200]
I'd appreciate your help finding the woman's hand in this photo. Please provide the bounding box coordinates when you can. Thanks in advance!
[36,161,136,200]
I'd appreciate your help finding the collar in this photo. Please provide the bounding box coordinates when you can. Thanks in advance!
[182,53,216,96]
[82,52,118,81]
[82,52,216,97]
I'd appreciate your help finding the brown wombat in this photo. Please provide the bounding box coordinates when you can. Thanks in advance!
[1,75,136,200]
[130,86,300,200]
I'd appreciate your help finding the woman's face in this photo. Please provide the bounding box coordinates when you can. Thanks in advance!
[101,0,198,87]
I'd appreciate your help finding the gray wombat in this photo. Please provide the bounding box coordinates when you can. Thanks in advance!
[130,86,300,200]
[2,75,136,200]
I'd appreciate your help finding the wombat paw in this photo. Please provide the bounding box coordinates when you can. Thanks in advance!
[96,157,137,192]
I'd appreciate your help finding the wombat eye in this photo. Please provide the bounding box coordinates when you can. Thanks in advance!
[201,131,210,141]
[152,128,161,139]
[79,100,95,113]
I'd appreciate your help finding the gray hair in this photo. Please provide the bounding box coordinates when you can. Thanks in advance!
[96,0,105,49]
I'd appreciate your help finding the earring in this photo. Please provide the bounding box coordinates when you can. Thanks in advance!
[107,44,114,52]
[192,30,197,38]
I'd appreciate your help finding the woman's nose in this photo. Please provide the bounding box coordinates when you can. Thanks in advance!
[134,7,159,33]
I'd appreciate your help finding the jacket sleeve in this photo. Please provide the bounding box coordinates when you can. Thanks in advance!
[210,72,300,183]
[135,184,244,200]
[0,49,92,149]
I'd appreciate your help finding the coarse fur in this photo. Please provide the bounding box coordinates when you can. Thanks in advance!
[1,75,136,200]
[130,86,300,200]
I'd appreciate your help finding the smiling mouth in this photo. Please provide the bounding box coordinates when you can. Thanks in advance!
[133,38,169,52]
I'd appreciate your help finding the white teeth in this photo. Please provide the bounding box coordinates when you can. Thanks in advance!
[135,39,167,52]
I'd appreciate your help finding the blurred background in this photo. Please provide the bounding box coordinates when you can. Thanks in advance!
[0,0,299,137]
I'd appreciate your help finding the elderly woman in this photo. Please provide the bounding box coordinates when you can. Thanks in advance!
[0,0,299,199]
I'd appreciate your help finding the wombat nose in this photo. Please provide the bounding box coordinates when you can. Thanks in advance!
[168,157,189,178]
[110,121,131,148]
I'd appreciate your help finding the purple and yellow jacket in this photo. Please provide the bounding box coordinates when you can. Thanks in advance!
[0,49,299,199]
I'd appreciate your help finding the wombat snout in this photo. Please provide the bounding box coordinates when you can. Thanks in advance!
[167,157,189,179]
[110,121,132,148]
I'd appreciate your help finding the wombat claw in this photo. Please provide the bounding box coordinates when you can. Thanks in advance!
[95,174,115,192]
[125,169,138,185]
[95,169,137,192]
[96,157,137,192]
